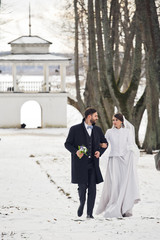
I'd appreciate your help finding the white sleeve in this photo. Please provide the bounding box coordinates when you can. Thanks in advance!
[127,128,135,145]
[127,128,140,158]
[105,130,110,142]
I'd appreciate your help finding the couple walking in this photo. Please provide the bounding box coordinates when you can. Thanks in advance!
[65,108,140,219]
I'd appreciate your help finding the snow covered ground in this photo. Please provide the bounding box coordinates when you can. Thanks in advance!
[0,126,160,240]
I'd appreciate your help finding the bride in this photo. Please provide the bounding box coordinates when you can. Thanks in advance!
[96,113,140,218]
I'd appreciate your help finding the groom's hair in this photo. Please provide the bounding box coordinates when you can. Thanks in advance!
[84,107,97,119]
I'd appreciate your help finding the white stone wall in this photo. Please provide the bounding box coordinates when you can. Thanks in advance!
[11,44,50,54]
[0,93,67,128]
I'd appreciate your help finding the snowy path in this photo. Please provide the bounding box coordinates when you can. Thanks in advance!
[0,131,74,239]
[0,129,160,240]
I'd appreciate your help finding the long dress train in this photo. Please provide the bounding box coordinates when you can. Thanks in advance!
[96,124,140,218]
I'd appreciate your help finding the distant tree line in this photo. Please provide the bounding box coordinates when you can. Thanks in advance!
[67,0,160,153]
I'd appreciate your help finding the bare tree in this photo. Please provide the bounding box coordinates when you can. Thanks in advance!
[70,0,160,152]
[135,0,160,153]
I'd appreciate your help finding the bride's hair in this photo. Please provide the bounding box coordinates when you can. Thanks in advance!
[114,113,124,122]
[114,113,124,127]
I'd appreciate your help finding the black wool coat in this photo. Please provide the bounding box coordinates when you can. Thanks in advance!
[64,119,108,184]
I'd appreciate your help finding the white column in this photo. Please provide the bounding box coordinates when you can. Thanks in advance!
[43,63,49,92]
[12,63,17,92]
[60,64,66,92]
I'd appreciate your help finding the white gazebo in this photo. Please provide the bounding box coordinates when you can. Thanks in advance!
[0,35,71,128]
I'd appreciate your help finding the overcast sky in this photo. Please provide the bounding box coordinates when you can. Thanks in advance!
[0,0,74,53]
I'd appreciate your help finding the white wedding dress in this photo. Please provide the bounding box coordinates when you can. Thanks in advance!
[96,118,140,218]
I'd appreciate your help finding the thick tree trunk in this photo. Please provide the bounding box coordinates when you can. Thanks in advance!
[101,0,121,111]
[110,0,121,81]
[84,0,108,131]
[118,14,136,90]
[73,0,85,114]
[133,89,146,147]
[142,53,159,152]
[149,0,160,93]
[79,0,88,79]
[136,0,160,152]
[95,0,114,127]
[126,17,142,117]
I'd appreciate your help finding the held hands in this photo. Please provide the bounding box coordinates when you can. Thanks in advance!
[94,151,100,158]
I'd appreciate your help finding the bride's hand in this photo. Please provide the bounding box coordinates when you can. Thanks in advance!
[100,143,107,148]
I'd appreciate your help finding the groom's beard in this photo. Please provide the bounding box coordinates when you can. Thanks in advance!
[90,119,97,124]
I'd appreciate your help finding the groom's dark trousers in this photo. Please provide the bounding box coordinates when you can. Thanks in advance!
[78,165,96,216]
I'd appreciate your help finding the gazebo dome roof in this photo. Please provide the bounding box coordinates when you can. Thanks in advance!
[8,36,52,45]
[8,35,52,54]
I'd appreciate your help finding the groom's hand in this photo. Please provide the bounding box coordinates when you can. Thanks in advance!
[76,150,84,158]
[94,151,100,158]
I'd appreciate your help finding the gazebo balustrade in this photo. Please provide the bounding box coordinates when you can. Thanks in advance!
[0,81,13,92]
[0,80,61,93]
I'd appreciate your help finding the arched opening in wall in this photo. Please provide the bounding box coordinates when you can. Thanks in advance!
[21,100,42,128]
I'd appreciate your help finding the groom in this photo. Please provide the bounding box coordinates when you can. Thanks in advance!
[65,107,107,219]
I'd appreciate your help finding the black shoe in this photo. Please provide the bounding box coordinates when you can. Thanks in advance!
[77,205,84,217]
[86,215,94,219]
[122,213,132,218]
